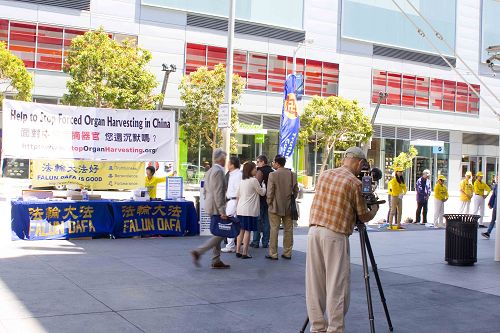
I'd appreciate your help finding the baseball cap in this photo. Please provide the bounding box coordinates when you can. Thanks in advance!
[465,171,472,176]
[394,166,404,172]
[438,175,446,181]
[344,147,366,160]
[477,171,484,177]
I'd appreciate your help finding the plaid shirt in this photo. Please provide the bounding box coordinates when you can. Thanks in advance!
[309,166,369,236]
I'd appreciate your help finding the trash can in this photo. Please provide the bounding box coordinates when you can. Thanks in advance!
[444,214,480,266]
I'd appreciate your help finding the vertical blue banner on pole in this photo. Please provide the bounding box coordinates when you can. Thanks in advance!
[278,74,300,158]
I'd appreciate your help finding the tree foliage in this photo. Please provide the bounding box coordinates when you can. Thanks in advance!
[392,146,418,171]
[62,28,161,109]
[0,41,32,106]
[179,64,244,153]
[299,96,372,174]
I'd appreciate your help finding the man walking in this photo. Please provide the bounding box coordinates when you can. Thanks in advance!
[221,157,242,253]
[482,175,497,239]
[266,155,298,260]
[306,147,379,333]
[459,171,474,213]
[191,149,231,269]
[250,155,274,248]
[415,169,431,225]
[433,175,449,228]
[472,171,491,228]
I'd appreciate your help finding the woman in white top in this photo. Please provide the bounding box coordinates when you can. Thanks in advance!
[236,161,266,259]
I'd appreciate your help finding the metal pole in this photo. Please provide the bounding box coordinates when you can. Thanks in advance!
[222,0,236,160]
[495,139,500,261]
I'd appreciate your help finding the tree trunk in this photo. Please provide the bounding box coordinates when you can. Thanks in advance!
[319,146,331,175]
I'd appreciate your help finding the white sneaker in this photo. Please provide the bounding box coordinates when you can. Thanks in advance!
[221,247,235,253]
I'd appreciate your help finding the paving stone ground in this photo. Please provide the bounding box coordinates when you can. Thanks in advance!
[1,227,499,333]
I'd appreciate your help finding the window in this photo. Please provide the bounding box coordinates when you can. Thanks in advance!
[36,25,63,70]
[322,62,339,97]
[430,78,443,110]
[207,45,226,70]
[113,33,138,46]
[0,19,8,44]
[442,80,456,111]
[304,60,321,96]
[185,43,206,75]
[233,50,247,86]
[9,22,37,68]
[401,74,416,107]
[63,28,86,65]
[468,84,480,114]
[184,43,340,96]
[415,76,429,109]
[372,70,387,103]
[386,72,402,106]
[247,52,267,91]
[455,82,468,113]
[267,55,287,93]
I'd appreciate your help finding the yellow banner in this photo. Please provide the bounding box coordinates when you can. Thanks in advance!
[31,160,145,190]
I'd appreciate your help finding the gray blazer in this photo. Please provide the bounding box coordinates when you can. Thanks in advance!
[203,164,227,216]
[267,168,298,217]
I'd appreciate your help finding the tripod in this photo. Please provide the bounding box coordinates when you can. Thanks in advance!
[300,222,393,333]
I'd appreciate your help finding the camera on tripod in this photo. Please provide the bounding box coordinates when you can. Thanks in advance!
[358,160,385,206]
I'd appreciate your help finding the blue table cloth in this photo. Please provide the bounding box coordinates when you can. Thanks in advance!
[11,199,198,240]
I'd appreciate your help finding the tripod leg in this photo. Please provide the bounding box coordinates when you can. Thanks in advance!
[364,229,394,332]
[358,224,376,333]
[299,317,309,333]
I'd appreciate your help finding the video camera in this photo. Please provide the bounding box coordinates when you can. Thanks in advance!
[358,160,385,206]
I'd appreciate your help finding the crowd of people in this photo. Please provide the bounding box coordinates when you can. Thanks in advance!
[386,168,497,232]
[190,149,298,269]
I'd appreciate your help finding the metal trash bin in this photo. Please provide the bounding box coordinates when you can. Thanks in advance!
[444,214,480,266]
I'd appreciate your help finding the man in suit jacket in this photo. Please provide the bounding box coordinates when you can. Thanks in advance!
[191,149,231,269]
[266,155,299,260]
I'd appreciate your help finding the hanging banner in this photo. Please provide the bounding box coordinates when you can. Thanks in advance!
[278,75,300,158]
[31,160,145,190]
[2,100,176,161]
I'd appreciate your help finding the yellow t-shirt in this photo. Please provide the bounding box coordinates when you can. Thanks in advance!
[473,180,491,196]
[434,183,449,201]
[388,178,407,197]
[459,179,473,202]
[145,176,166,198]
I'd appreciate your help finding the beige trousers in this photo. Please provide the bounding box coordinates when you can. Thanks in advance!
[433,199,445,228]
[268,212,293,258]
[388,196,403,226]
[195,236,223,264]
[306,226,350,333]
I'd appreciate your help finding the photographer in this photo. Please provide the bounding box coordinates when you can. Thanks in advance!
[306,147,379,333]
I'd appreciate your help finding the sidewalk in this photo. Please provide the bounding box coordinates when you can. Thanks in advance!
[0,229,499,333]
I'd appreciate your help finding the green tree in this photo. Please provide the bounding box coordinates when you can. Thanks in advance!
[0,41,32,106]
[62,28,161,109]
[392,146,418,171]
[179,64,244,153]
[299,96,372,174]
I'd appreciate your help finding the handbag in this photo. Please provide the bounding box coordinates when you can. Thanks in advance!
[290,171,299,221]
[210,215,240,238]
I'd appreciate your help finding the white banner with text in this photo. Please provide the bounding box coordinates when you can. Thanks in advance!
[2,100,175,161]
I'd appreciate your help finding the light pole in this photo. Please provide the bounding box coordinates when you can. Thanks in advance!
[157,64,176,110]
[222,0,236,160]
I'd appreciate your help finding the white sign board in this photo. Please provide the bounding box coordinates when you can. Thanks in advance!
[217,103,230,128]
[199,180,212,236]
[166,177,183,200]
[2,100,176,161]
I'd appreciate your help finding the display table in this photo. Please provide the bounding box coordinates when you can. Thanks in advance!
[11,199,198,240]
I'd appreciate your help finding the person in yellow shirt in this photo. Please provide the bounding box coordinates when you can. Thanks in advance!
[433,175,449,228]
[388,167,407,229]
[145,166,166,199]
[471,171,491,227]
[459,171,474,213]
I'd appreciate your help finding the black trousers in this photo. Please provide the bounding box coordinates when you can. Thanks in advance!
[416,200,428,223]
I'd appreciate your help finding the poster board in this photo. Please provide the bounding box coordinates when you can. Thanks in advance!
[166,177,183,200]
[2,100,175,161]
